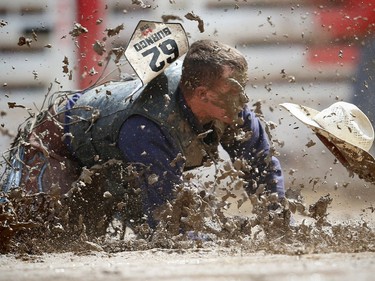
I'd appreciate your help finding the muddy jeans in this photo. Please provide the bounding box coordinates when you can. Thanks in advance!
[2,103,80,194]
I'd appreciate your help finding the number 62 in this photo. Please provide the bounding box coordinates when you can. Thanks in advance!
[141,39,179,72]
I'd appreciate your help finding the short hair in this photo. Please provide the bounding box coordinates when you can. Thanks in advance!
[180,40,248,96]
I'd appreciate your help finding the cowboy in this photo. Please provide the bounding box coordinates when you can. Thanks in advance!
[281,101,375,184]
[2,40,285,227]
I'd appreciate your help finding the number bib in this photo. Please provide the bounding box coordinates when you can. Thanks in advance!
[125,20,189,85]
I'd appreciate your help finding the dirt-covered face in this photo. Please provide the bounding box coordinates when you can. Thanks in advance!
[206,66,249,125]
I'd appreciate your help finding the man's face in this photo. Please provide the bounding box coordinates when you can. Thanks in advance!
[206,66,249,124]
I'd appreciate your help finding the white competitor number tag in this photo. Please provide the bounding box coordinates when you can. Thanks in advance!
[125,20,189,85]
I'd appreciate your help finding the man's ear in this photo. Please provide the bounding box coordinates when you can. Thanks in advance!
[194,86,209,102]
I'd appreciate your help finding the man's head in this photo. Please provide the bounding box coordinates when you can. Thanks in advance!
[180,40,249,125]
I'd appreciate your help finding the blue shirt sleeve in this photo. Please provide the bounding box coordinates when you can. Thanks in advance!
[118,115,184,226]
[221,105,285,198]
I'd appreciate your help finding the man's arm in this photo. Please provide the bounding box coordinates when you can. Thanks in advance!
[221,105,285,198]
[118,115,184,226]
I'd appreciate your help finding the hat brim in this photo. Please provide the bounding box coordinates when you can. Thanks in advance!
[280,103,375,183]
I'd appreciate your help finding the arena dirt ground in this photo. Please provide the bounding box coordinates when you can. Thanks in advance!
[1,176,375,281]
[1,250,375,281]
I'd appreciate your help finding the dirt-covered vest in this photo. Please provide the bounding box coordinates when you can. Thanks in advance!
[68,64,216,169]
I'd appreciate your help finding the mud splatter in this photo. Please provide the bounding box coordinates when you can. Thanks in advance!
[105,24,124,37]
[17,36,32,47]
[185,12,204,33]
[0,20,7,27]
[1,170,375,256]
[162,15,183,23]
[69,23,88,38]
[132,0,151,9]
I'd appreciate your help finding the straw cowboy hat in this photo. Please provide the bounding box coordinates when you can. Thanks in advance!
[280,101,375,184]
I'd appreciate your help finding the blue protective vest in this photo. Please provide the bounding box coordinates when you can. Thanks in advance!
[69,63,215,168]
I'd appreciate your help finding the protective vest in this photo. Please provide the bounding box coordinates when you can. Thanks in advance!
[69,63,218,168]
